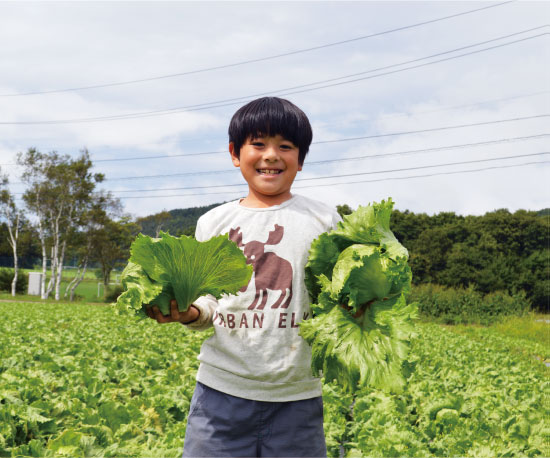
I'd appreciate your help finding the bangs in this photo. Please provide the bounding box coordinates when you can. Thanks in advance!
[228,97,313,164]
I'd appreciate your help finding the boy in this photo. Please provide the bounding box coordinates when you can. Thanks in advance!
[147,97,341,457]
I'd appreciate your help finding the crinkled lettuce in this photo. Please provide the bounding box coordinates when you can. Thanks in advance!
[300,198,417,392]
[115,232,252,317]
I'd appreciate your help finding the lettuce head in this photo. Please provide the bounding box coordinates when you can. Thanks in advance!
[300,198,417,392]
[115,232,252,317]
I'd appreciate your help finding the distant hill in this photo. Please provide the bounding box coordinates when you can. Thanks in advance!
[137,202,226,237]
[137,204,550,237]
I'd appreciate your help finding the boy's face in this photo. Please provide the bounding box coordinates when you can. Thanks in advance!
[229,134,302,206]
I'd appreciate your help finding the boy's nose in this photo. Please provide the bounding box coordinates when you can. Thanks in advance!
[263,146,280,160]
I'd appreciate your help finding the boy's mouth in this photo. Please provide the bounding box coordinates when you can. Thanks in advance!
[257,169,283,175]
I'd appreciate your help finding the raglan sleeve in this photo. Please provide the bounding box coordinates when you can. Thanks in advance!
[183,216,217,331]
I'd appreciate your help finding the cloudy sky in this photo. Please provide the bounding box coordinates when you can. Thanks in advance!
[0,1,548,219]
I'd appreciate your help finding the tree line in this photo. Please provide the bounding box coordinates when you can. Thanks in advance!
[390,207,548,311]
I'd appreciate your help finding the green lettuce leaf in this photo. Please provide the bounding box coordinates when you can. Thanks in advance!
[115,232,252,316]
[331,198,408,259]
[300,294,417,393]
[301,198,417,392]
[329,244,412,313]
[114,262,171,317]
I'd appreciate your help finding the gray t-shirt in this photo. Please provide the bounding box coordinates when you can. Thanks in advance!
[187,194,341,402]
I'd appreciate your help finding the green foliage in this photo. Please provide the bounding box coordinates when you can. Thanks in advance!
[0,300,209,457]
[301,295,417,393]
[409,284,531,325]
[336,204,353,218]
[332,322,549,458]
[1,301,547,457]
[104,285,124,303]
[0,268,27,293]
[0,222,40,268]
[116,232,252,316]
[301,199,417,393]
[391,208,548,311]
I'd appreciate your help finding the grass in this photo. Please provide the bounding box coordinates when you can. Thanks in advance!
[0,266,124,303]
[443,312,550,362]
[0,279,122,304]
[12,266,123,281]
[493,312,549,343]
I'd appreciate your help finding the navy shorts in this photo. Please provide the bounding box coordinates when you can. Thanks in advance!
[182,382,327,458]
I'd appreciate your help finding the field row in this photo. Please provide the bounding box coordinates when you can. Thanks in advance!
[0,301,547,457]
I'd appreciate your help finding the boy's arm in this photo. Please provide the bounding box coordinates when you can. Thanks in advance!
[184,295,216,330]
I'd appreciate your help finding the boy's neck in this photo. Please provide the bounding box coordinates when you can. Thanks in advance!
[239,190,294,208]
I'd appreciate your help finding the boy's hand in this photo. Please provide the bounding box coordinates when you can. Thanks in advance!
[146,299,200,324]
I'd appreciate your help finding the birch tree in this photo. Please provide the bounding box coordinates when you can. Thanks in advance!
[18,149,50,298]
[18,148,103,300]
[0,174,23,296]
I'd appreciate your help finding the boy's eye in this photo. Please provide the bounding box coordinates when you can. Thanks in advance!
[252,142,264,147]
[280,144,295,150]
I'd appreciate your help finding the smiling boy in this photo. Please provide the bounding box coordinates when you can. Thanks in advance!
[147,97,340,457]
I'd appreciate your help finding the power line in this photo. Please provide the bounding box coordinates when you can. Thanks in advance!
[104,133,549,181]
[104,152,549,193]
[2,29,547,126]
[8,89,548,150]
[2,113,546,167]
[312,114,549,145]
[115,160,550,199]
[167,25,548,112]
[0,1,514,97]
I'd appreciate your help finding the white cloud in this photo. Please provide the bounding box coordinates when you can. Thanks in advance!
[0,1,548,218]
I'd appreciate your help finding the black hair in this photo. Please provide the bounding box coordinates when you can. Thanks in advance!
[228,97,313,165]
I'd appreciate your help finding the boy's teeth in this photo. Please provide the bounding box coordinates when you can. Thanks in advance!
[258,169,281,174]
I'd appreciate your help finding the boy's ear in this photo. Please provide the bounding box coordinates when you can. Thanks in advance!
[229,142,240,167]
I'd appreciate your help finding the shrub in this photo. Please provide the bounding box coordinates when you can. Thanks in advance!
[0,268,28,294]
[410,283,531,325]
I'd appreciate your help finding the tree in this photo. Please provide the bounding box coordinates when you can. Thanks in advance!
[18,148,104,300]
[91,215,139,300]
[0,174,23,296]
[64,191,121,301]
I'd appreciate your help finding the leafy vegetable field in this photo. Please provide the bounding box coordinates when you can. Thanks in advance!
[0,301,547,457]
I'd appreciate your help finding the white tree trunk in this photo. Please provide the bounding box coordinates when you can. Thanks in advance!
[32,194,49,300]
[5,210,19,297]
[54,205,73,301]
[45,244,57,299]
[65,256,88,302]
[45,207,63,299]
[37,217,48,299]
[11,250,18,296]
[55,238,68,300]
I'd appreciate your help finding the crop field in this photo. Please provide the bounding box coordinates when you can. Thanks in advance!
[0,301,547,458]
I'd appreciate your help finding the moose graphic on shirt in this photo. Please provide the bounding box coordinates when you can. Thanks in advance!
[228,224,293,310]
